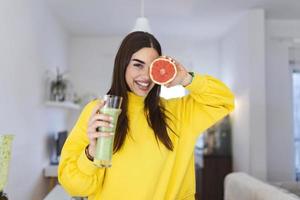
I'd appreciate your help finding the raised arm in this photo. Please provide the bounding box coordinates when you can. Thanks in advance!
[165,73,235,139]
[186,73,234,130]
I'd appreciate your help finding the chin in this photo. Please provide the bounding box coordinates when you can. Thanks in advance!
[132,86,154,97]
[134,91,149,97]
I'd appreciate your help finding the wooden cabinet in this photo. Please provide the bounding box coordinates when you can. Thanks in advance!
[195,155,232,200]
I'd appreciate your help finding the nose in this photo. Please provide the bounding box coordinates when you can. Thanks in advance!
[141,65,150,79]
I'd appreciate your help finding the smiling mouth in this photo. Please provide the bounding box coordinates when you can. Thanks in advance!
[135,80,151,91]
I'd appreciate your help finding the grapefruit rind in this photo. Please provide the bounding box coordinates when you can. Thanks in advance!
[149,57,177,85]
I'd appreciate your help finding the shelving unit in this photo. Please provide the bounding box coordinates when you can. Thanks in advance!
[45,101,80,110]
[44,101,80,191]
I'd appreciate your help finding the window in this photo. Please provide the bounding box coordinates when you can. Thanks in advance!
[292,70,300,181]
[160,85,186,99]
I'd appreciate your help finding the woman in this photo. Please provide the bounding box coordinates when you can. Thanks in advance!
[58,31,235,200]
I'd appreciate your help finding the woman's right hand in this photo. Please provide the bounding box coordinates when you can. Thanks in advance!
[87,101,113,158]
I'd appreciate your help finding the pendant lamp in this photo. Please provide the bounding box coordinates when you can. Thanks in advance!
[132,0,152,33]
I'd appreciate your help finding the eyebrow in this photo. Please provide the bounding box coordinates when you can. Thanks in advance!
[131,59,145,64]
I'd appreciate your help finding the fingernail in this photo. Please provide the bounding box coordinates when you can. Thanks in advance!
[109,117,113,121]
[109,124,114,128]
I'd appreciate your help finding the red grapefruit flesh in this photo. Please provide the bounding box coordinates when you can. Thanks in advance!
[149,57,177,85]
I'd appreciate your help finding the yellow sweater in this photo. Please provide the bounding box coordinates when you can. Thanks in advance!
[58,74,234,200]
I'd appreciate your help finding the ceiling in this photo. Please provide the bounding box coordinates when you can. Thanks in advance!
[46,0,300,39]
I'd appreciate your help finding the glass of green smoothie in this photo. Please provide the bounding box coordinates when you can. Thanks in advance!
[93,95,122,168]
[0,134,14,195]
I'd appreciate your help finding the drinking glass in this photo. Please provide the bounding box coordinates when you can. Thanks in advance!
[93,95,122,168]
[0,134,14,193]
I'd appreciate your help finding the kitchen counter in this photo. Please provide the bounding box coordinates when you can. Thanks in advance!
[43,184,70,200]
[44,165,58,191]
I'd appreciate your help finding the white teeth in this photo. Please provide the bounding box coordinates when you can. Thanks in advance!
[136,81,149,87]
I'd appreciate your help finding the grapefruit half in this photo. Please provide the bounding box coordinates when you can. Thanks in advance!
[149,57,177,85]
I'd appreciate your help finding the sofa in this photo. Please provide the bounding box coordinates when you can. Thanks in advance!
[224,172,300,200]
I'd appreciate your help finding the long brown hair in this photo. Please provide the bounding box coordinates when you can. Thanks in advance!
[108,31,175,152]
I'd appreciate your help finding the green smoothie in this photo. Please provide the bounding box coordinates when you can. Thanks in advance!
[93,108,121,167]
[0,135,14,192]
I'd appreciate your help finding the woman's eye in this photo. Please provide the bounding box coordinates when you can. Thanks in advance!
[133,63,143,68]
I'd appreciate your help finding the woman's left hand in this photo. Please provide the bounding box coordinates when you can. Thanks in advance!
[163,56,193,88]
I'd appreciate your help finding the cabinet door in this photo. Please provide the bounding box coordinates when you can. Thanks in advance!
[202,155,232,200]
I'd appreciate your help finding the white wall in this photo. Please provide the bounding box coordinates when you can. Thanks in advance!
[0,0,69,199]
[220,9,267,180]
[159,36,221,77]
[69,35,221,102]
[69,37,122,100]
[265,20,300,181]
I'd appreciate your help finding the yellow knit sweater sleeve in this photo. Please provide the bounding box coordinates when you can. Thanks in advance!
[165,73,235,138]
[58,100,105,197]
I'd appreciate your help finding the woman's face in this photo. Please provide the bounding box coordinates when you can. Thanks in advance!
[125,47,159,97]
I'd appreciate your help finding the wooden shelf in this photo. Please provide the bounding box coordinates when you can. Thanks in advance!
[45,101,80,110]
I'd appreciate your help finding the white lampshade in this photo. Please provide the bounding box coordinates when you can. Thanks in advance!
[132,17,152,33]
